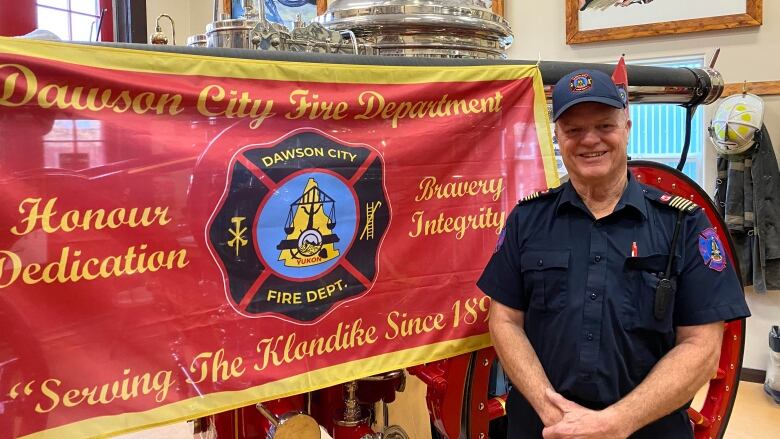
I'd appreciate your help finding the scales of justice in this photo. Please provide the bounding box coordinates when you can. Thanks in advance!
[276,178,341,267]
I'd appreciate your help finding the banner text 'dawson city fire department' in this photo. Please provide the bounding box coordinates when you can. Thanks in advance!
[0,38,557,438]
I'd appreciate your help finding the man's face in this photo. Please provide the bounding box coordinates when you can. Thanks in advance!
[555,102,631,184]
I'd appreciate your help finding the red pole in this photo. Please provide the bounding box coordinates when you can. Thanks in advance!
[99,0,115,42]
[0,0,37,37]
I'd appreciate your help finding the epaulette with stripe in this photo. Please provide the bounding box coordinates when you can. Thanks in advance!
[656,193,700,214]
[518,187,558,205]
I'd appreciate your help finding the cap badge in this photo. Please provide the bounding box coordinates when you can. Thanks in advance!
[570,73,593,92]
[618,87,628,105]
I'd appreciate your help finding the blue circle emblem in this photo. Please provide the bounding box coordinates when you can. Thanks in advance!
[256,172,357,279]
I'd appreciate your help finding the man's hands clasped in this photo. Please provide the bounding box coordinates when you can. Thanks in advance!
[541,389,630,439]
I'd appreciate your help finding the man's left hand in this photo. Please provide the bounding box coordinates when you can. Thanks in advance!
[541,389,628,439]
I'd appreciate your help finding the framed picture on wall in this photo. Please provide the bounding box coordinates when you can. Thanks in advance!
[231,0,327,28]
[566,0,762,44]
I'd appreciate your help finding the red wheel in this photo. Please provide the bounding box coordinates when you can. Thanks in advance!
[630,161,745,439]
[451,162,745,439]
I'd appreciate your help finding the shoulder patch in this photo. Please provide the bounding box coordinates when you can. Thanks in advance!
[654,193,700,214]
[699,227,727,272]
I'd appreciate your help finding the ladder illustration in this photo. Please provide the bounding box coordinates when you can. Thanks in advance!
[359,201,382,240]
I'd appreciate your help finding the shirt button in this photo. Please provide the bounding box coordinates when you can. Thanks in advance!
[537,259,543,266]
[594,255,601,262]
[590,292,597,300]
[586,332,594,341]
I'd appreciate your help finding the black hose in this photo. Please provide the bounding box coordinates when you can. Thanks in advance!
[95,8,107,42]
[677,105,696,171]
[676,66,709,171]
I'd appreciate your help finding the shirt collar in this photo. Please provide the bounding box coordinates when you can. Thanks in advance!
[556,171,648,220]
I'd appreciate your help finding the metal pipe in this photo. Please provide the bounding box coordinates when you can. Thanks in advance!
[536,61,722,105]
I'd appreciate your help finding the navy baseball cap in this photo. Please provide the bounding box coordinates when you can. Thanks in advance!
[552,69,625,121]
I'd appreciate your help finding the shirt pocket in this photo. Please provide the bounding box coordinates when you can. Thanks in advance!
[521,250,570,313]
[623,254,676,334]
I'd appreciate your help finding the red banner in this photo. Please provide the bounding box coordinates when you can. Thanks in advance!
[0,38,557,438]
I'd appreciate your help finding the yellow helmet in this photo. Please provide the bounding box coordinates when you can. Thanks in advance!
[708,93,764,156]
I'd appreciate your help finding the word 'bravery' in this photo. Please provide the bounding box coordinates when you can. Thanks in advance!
[0,198,190,289]
[409,176,506,240]
[0,64,503,129]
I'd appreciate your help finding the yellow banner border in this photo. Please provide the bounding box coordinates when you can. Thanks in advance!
[20,334,491,439]
[532,73,562,189]
[2,37,536,85]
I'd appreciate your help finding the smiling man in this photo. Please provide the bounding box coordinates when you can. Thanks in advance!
[477,69,750,438]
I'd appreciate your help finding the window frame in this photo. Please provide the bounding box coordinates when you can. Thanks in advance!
[43,119,106,170]
[625,55,707,184]
[35,0,114,42]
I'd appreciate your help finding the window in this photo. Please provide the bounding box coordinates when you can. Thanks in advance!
[36,0,111,41]
[43,119,106,170]
[627,56,705,183]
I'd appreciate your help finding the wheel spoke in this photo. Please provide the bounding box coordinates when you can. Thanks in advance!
[487,394,507,420]
[687,407,711,430]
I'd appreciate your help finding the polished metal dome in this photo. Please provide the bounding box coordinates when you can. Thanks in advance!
[317,0,513,59]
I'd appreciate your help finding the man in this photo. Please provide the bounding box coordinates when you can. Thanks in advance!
[477,69,750,438]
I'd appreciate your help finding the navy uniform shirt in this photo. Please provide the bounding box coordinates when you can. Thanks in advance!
[477,172,750,437]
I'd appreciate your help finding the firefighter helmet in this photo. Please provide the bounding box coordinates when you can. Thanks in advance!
[708,93,764,156]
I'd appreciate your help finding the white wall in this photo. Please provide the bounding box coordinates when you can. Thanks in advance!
[148,0,780,371]
[146,0,212,45]
[506,1,780,371]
